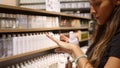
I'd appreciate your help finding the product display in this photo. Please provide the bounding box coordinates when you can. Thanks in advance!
[0,32,60,58]
[0,13,59,29]
[77,30,89,41]
[60,18,88,27]
[20,0,60,12]
[0,13,89,29]
[0,31,88,58]
[60,0,90,18]
[61,2,90,9]
[0,4,90,68]
[6,53,73,68]
[19,0,90,18]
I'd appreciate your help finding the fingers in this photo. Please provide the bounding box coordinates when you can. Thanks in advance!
[46,33,74,50]
[46,33,60,46]
[60,34,69,43]
[55,48,65,53]
[55,48,72,54]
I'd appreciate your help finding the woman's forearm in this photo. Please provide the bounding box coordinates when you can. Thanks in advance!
[72,45,93,68]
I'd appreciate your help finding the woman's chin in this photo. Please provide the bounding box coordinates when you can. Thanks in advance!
[97,20,104,25]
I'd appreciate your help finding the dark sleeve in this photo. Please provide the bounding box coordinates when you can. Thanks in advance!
[109,33,120,58]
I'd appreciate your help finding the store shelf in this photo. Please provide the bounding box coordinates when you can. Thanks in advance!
[0,27,88,33]
[61,8,90,13]
[0,4,90,20]
[0,4,90,67]
[0,46,58,62]
[0,17,16,19]
[0,39,88,63]
[80,39,89,42]
[19,2,45,5]
[0,46,59,67]
[59,27,89,30]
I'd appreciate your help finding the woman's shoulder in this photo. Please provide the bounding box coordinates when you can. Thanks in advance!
[109,28,120,47]
[107,28,120,58]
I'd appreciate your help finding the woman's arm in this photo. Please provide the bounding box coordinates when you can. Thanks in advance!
[104,57,120,68]
[46,34,93,68]
[72,45,93,68]
[46,34,120,68]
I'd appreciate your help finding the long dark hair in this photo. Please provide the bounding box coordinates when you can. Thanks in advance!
[86,6,120,68]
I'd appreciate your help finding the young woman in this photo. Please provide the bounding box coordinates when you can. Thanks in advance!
[47,0,120,68]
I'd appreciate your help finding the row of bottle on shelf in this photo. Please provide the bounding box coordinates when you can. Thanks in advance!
[0,13,89,29]
[0,31,89,58]
[63,12,91,18]
[6,53,74,68]
[20,2,90,9]
[0,32,59,58]
[19,0,87,4]
[0,13,59,29]
[20,0,46,3]
[20,1,90,10]
[20,0,59,4]
[45,0,60,12]
[20,4,46,9]
[19,0,90,13]
[74,13,91,18]
[60,18,88,27]
[20,0,61,12]
[61,2,90,8]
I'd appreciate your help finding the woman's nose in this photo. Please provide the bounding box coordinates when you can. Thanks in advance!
[90,6,96,15]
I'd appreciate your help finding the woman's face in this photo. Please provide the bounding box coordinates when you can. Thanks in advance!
[89,0,116,25]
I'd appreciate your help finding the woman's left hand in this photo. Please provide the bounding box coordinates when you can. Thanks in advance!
[46,34,77,51]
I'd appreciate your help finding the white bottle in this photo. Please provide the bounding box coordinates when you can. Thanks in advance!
[0,36,3,58]
[7,34,13,57]
[16,64,20,68]
[29,33,33,51]
[58,54,67,68]
[25,33,29,52]
[2,34,7,57]
[69,31,79,45]
[6,66,11,68]
[17,34,22,54]
[12,34,17,55]
[11,65,15,68]
[21,34,25,53]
